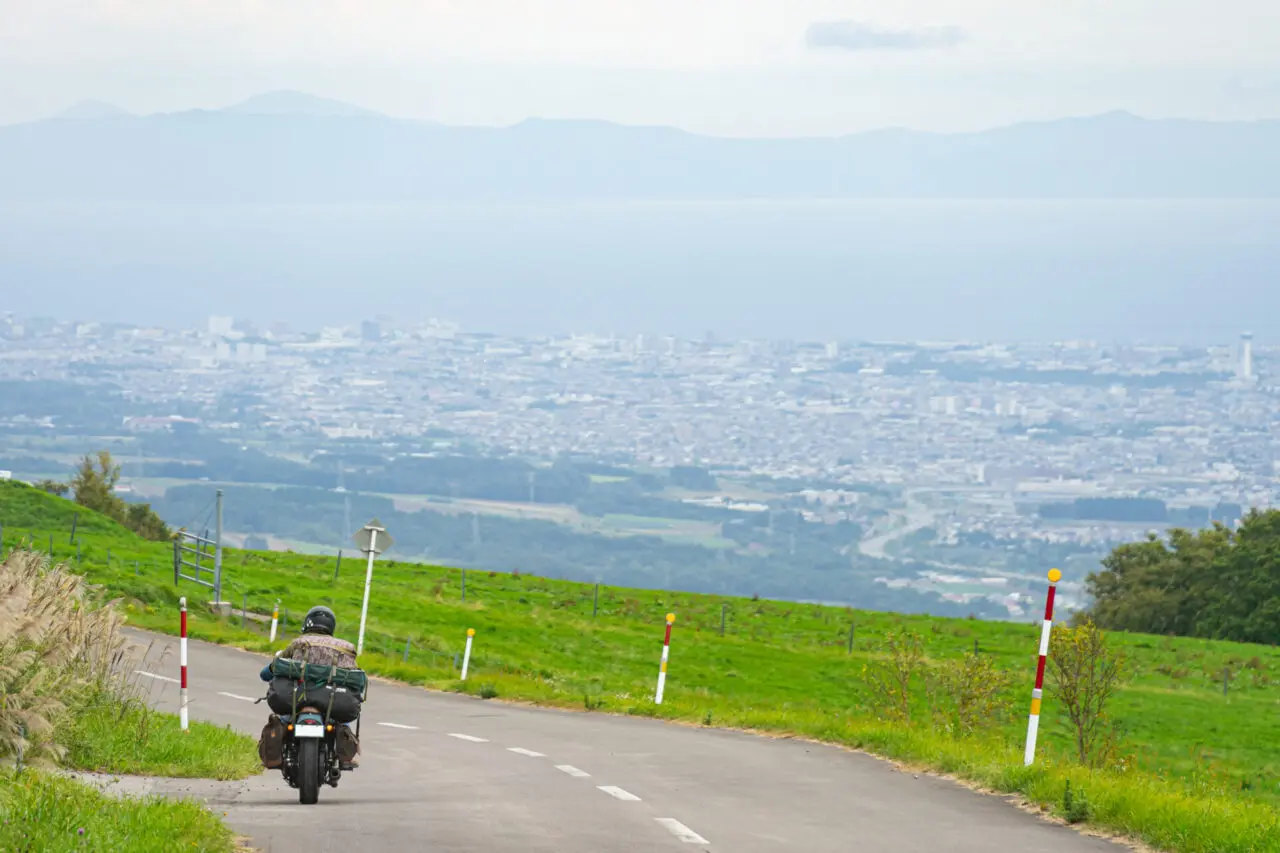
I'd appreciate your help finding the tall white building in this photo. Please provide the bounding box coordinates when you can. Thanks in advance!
[1240,332,1254,381]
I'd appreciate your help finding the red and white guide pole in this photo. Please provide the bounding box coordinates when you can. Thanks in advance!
[179,596,189,732]
[1023,568,1061,765]
[654,613,675,705]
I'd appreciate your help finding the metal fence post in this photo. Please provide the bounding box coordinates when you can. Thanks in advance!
[242,593,248,629]
[213,489,224,605]
[403,638,411,663]
[1224,667,1230,697]
[720,603,727,636]
[593,583,600,617]
[69,512,78,544]
[135,559,140,576]
[334,550,342,582]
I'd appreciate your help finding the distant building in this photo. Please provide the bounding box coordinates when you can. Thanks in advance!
[1240,332,1254,381]
[208,315,234,337]
[361,320,381,343]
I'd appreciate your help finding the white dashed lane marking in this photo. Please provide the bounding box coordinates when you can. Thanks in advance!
[448,733,489,742]
[597,786,641,802]
[217,691,256,702]
[507,747,545,757]
[377,722,420,730]
[556,765,591,777]
[655,818,709,844]
[134,671,179,684]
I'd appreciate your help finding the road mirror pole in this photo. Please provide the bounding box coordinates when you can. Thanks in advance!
[353,519,394,657]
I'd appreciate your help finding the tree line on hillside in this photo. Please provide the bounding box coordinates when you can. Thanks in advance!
[147,483,1002,619]
[34,451,171,541]
[1085,508,1280,645]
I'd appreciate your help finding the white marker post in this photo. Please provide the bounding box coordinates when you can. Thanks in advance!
[461,628,475,680]
[352,519,394,657]
[654,613,675,705]
[269,599,280,643]
[179,597,189,731]
[1024,568,1062,766]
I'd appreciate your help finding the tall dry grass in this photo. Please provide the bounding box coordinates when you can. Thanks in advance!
[0,547,126,766]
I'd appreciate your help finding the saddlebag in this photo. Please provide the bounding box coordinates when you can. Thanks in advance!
[259,716,285,768]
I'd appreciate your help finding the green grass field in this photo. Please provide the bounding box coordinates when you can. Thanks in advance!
[63,689,261,781]
[3,479,1279,853]
[0,769,237,853]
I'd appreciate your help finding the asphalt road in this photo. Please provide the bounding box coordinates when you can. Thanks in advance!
[117,628,1127,853]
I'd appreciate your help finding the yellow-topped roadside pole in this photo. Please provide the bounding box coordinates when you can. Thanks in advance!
[655,613,676,705]
[1024,568,1062,765]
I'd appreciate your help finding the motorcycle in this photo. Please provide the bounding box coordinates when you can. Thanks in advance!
[277,703,355,804]
[259,657,368,805]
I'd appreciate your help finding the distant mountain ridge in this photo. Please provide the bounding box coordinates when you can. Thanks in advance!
[2,92,1278,201]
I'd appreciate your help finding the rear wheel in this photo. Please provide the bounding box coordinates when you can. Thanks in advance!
[298,738,320,805]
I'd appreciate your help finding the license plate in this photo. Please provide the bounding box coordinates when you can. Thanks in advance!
[294,725,325,738]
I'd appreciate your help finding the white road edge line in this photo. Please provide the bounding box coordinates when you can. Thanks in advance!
[133,670,179,684]
[556,765,591,777]
[655,818,709,844]
[448,733,489,742]
[217,691,256,702]
[377,722,420,730]
[598,785,641,802]
[507,747,545,757]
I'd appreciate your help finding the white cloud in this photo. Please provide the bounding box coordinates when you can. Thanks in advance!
[2,0,1278,68]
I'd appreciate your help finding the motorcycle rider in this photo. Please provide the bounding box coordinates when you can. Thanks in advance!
[257,605,362,770]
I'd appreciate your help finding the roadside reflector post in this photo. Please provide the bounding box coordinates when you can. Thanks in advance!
[1023,568,1061,766]
[461,628,475,680]
[179,597,189,731]
[655,613,675,705]
[269,599,280,643]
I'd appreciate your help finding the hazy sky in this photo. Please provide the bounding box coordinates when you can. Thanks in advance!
[3,0,1280,135]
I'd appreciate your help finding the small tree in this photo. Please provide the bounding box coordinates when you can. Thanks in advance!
[862,628,926,723]
[69,450,122,515]
[1049,619,1128,766]
[929,652,1016,736]
[66,451,171,542]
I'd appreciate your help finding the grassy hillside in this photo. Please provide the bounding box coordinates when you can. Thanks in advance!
[2,479,1278,853]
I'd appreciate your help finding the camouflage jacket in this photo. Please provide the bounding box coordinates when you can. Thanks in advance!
[282,633,358,669]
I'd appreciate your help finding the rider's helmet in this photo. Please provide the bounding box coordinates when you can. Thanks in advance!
[302,605,337,636]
